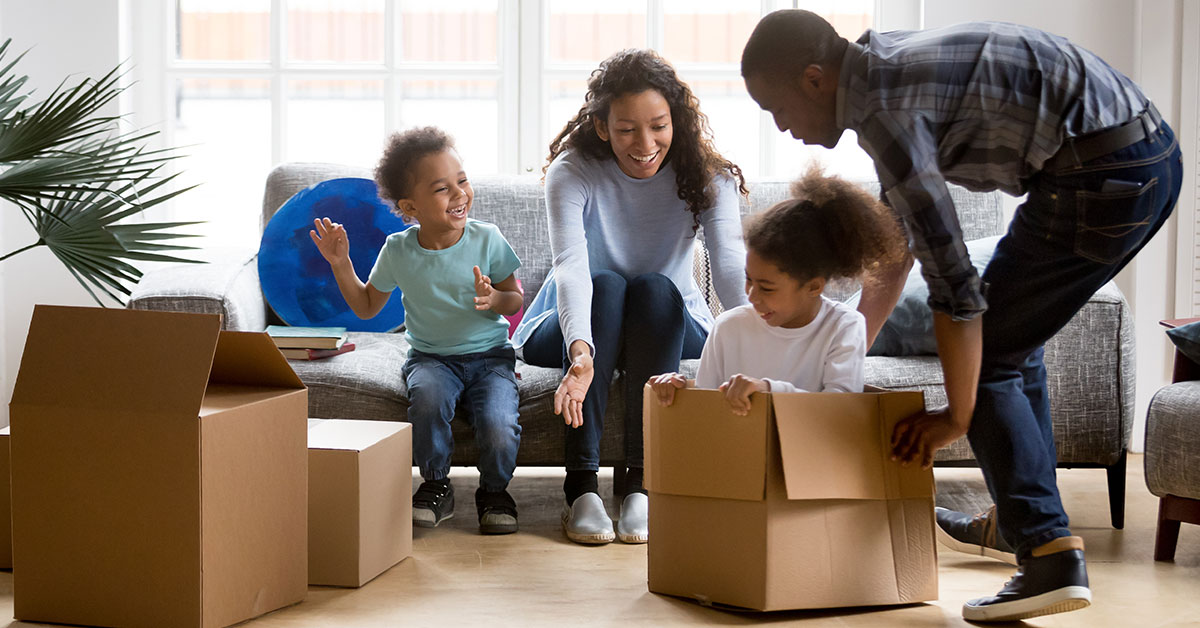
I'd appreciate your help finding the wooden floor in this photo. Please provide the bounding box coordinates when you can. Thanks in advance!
[1,455,1197,627]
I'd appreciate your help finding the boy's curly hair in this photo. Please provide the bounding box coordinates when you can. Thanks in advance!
[374,126,456,214]
[745,167,908,284]
[545,48,747,233]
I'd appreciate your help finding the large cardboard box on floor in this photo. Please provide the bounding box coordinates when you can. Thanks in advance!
[8,305,309,628]
[644,386,937,611]
[308,418,412,587]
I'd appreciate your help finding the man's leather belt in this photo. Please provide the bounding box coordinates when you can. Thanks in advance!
[1043,103,1163,173]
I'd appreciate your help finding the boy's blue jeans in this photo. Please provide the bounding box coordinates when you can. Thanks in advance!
[975,122,1181,561]
[402,344,521,492]
[522,270,707,472]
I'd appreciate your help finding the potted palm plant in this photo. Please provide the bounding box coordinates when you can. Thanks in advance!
[0,38,200,306]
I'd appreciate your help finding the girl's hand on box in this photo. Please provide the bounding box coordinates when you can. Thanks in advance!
[718,374,768,416]
[648,372,687,406]
[310,217,350,267]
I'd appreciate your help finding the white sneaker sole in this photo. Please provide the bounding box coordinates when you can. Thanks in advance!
[561,511,615,544]
[962,586,1092,621]
[936,522,1018,565]
[616,531,648,544]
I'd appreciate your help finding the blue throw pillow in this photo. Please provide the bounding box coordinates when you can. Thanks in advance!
[847,235,1001,356]
[1167,321,1200,366]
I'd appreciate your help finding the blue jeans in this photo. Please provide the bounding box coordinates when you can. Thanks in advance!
[523,271,707,471]
[975,122,1182,560]
[402,345,521,492]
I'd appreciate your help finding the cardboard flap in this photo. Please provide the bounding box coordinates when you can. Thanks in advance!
[209,331,305,389]
[11,305,219,414]
[308,418,407,452]
[644,386,768,501]
[771,391,931,501]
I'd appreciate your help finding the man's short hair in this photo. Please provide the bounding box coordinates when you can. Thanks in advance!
[741,9,845,80]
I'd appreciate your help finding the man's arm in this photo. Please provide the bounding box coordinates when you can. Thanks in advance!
[858,252,913,347]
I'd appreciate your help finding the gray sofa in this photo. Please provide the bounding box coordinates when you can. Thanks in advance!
[129,162,1134,527]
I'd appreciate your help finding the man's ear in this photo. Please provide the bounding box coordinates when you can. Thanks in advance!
[593,116,610,142]
[799,64,826,99]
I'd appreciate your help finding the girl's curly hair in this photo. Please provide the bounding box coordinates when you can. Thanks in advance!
[374,126,455,217]
[545,49,747,233]
[745,167,908,284]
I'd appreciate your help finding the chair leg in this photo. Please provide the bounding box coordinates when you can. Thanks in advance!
[1105,449,1127,529]
[1155,497,1182,562]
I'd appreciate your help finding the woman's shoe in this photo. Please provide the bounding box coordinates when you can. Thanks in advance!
[616,493,648,544]
[561,492,615,544]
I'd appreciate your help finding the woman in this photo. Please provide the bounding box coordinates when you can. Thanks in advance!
[512,49,749,545]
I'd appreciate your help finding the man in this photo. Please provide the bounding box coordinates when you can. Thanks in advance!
[741,10,1182,622]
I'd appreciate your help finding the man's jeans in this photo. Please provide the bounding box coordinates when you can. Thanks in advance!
[973,122,1182,561]
[402,345,521,492]
[522,270,707,472]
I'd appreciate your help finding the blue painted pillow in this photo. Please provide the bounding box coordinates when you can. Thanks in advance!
[1167,321,1200,366]
[258,178,410,332]
[848,236,1001,356]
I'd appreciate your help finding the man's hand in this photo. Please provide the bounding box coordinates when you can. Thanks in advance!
[648,372,688,406]
[890,407,969,469]
[473,266,495,311]
[718,373,768,416]
[554,349,593,428]
[309,217,350,266]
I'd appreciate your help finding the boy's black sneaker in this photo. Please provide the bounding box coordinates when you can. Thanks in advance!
[962,536,1091,622]
[476,487,518,535]
[413,479,455,528]
[935,505,1018,565]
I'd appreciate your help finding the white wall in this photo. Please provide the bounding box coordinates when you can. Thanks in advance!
[0,0,122,426]
[925,0,1183,452]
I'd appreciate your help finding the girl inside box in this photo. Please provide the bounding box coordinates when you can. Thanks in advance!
[650,168,908,414]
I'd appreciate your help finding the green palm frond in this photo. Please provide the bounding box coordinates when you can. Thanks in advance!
[0,37,204,306]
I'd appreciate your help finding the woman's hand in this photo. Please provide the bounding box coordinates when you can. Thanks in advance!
[718,373,768,416]
[555,342,594,428]
[648,372,687,407]
[309,217,350,267]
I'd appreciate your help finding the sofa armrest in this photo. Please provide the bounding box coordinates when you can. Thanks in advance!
[128,250,267,331]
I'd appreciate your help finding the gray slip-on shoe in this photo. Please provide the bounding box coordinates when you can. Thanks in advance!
[561,492,615,545]
[616,493,648,544]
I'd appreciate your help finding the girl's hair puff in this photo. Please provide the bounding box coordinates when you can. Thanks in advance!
[745,166,908,284]
[374,126,456,217]
[545,48,747,233]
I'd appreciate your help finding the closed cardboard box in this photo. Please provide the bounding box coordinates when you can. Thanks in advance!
[9,306,309,628]
[308,418,412,587]
[644,386,937,611]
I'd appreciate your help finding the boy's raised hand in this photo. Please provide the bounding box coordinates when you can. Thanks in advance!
[648,372,688,406]
[473,265,495,311]
[310,217,350,266]
[718,373,768,416]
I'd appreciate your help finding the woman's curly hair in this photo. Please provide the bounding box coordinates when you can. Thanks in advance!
[545,49,747,233]
[745,167,908,284]
[374,126,455,218]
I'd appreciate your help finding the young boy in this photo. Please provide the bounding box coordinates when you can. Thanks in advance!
[310,126,524,535]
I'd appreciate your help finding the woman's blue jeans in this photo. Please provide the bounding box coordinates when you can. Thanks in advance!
[402,345,521,492]
[522,271,707,472]
[976,123,1182,560]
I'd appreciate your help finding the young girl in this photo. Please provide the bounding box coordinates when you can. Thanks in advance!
[650,168,907,413]
[310,126,525,535]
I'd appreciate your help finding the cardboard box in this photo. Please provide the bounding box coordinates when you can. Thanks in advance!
[308,418,412,587]
[0,426,9,570]
[8,305,309,628]
[644,386,937,611]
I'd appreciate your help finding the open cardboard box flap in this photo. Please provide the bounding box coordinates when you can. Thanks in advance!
[644,385,930,503]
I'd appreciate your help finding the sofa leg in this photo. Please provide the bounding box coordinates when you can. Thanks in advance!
[1105,450,1127,529]
[1155,494,1200,561]
[613,465,627,499]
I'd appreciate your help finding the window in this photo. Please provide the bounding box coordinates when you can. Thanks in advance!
[132,1,891,249]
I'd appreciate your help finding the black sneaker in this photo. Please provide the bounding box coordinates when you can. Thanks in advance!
[413,479,455,528]
[962,538,1091,622]
[475,487,518,535]
[935,505,1017,565]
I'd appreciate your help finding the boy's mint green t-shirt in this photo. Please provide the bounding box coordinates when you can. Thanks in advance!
[368,219,520,356]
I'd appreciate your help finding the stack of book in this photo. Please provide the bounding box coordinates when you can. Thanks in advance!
[266,325,355,360]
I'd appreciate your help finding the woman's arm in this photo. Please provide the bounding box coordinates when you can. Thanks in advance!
[698,175,750,310]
